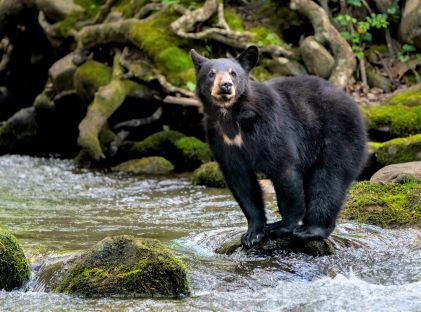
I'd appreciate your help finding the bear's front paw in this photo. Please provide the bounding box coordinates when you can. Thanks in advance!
[241,228,266,248]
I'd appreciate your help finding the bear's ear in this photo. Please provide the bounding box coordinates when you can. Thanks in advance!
[236,45,259,72]
[190,49,208,72]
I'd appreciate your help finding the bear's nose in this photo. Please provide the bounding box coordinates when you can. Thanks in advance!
[220,81,233,93]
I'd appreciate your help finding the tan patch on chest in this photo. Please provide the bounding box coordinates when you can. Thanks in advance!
[222,130,243,147]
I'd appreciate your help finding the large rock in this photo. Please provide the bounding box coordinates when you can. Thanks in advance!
[130,130,211,171]
[363,105,421,139]
[366,65,392,92]
[341,181,421,227]
[300,36,334,78]
[0,229,31,290]
[267,57,307,76]
[54,235,189,297]
[112,157,174,175]
[386,82,421,106]
[192,162,226,188]
[371,161,421,183]
[399,0,421,49]
[375,134,421,165]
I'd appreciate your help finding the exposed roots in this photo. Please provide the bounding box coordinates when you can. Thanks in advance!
[290,0,356,88]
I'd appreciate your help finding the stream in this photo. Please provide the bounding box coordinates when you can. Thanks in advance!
[0,155,420,311]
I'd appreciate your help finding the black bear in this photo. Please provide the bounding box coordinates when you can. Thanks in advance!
[190,46,367,247]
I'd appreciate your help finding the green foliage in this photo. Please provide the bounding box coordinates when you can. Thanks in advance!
[335,13,389,59]
[342,181,421,227]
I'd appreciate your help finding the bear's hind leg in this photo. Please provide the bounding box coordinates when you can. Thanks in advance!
[266,168,306,239]
[293,164,353,242]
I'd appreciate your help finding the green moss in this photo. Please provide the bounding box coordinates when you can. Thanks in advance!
[130,130,185,156]
[248,26,283,47]
[386,85,421,106]
[224,9,243,32]
[54,235,189,297]
[112,157,175,175]
[75,0,106,17]
[192,162,226,188]
[74,61,113,103]
[363,105,421,137]
[128,11,194,87]
[157,47,192,72]
[341,181,421,228]
[251,65,276,81]
[0,229,31,291]
[174,137,211,167]
[375,134,421,165]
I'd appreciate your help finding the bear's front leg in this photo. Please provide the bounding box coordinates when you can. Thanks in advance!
[220,164,266,247]
[267,168,306,239]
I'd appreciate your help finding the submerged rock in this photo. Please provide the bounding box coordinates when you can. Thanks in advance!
[341,181,421,228]
[0,229,31,290]
[192,162,226,188]
[215,232,336,257]
[112,157,174,175]
[54,235,189,297]
[371,161,421,183]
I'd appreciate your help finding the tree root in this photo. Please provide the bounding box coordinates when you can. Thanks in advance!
[290,0,356,88]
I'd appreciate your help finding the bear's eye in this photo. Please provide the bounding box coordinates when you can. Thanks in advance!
[230,71,237,78]
[208,71,215,78]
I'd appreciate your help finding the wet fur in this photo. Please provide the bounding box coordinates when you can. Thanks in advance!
[191,47,368,247]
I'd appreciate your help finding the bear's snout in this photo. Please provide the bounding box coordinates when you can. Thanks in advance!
[220,81,233,94]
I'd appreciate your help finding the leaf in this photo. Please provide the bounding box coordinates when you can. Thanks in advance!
[402,44,416,53]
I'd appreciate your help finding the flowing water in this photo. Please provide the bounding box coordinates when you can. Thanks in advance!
[0,155,420,311]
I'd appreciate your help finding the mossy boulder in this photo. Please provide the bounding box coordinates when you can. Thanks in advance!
[74,61,113,103]
[341,181,421,227]
[129,130,210,171]
[0,229,31,290]
[385,83,421,106]
[54,235,189,297]
[112,157,174,175]
[192,162,226,188]
[370,161,421,183]
[362,105,421,139]
[374,134,421,165]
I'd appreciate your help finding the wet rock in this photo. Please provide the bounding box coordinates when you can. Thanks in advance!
[130,130,210,171]
[192,162,226,188]
[54,235,189,297]
[341,181,421,227]
[371,161,421,183]
[215,233,335,257]
[399,0,421,49]
[112,157,174,175]
[366,66,392,92]
[300,36,334,78]
[0,107,41,155]
[374,134,421,165]
[0,229,31,290]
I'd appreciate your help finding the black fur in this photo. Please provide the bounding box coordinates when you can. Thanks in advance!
[191,46,367,247]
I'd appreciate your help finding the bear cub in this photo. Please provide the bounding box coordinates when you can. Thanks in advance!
[191,46,367,247]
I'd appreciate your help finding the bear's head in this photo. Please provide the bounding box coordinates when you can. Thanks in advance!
[190,46,259,111]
